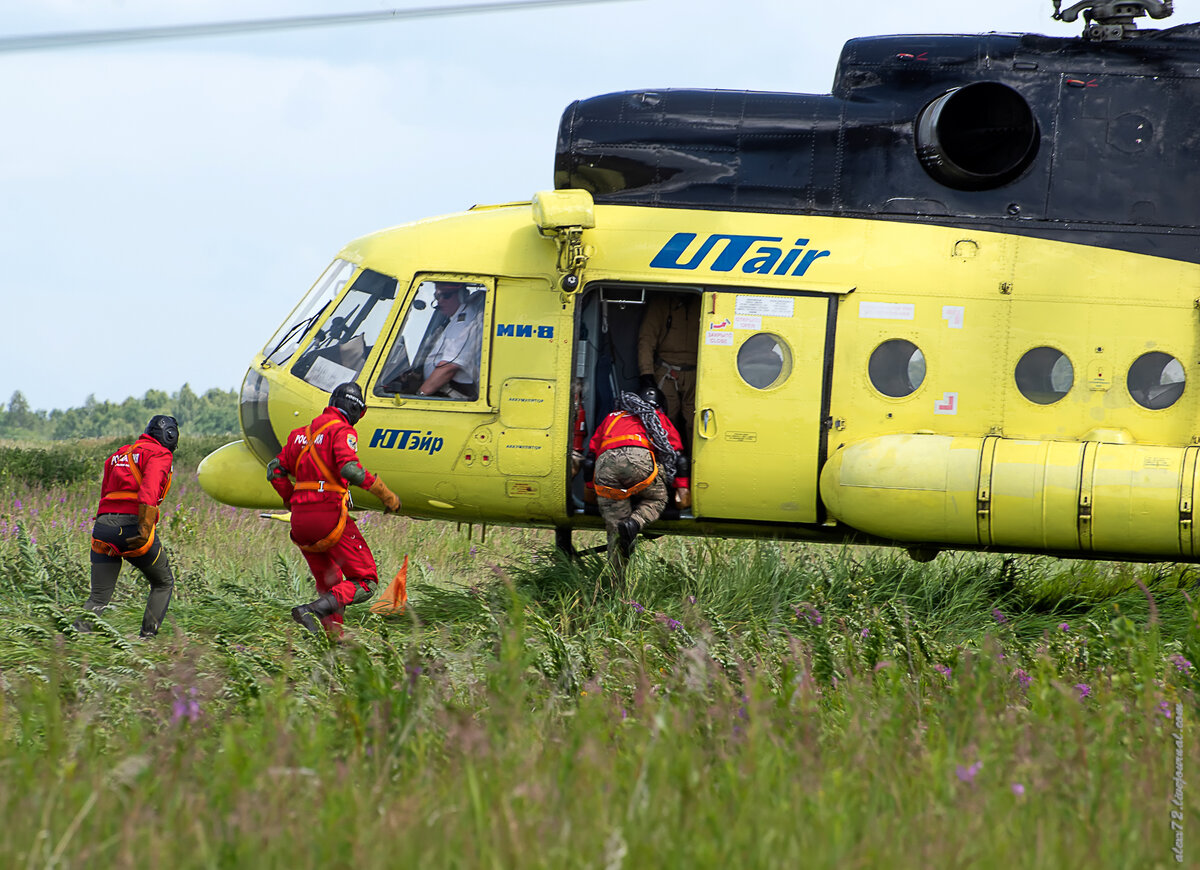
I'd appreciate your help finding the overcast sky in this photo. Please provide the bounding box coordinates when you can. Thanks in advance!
[0,0,1099,410]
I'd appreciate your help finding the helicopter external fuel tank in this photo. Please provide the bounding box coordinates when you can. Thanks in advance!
[820,434,1200,558]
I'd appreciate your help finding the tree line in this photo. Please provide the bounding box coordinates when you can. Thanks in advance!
[0,386,239,441]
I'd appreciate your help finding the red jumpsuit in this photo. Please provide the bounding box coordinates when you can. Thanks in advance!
[96,434,174,519]
[85,434,176,637]
[270,406,381,630]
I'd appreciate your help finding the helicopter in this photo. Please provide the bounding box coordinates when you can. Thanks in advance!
[17,1,1200,563]
[193,0,1200,564]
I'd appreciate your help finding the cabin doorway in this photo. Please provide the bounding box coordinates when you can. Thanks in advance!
[570,283,834,525]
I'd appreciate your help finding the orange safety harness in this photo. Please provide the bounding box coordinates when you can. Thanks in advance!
[592,412,658,501]
[90,445,173,559]
[291,419,350,553]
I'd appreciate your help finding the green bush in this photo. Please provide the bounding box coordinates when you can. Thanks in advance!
[0,444,96,487]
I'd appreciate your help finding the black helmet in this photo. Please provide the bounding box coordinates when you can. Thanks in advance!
[639,385,664,408]
[145,415,179,453]
[330,382,366,425]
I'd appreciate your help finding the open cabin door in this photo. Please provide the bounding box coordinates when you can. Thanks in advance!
[692,290,832,523]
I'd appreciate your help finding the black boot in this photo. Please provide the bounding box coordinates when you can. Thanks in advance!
[291,592,340,635]
[617,517,639,557]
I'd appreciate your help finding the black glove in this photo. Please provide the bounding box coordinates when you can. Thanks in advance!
[675,453,689,477]
[583,452,596,482]
[639,373,657,391]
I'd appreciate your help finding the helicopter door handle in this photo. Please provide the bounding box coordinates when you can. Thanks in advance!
[698,408,716,439]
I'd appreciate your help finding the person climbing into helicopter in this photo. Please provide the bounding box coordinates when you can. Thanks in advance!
[584,386,690,581]
[266,381,402,636]
[637,292,700,445]
[417,281,485,400]
[75,415,180,638]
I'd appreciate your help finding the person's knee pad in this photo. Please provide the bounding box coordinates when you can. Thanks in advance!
[350,580,378,605]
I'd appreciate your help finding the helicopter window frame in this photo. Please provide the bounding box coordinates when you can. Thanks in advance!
[867,338,927,399]
[288,267,400,391]
[1014,346,1074,406]
[1127,351,1186,411]
[369,275,495,409]
[735,332,793,391]
[261,258,356,368]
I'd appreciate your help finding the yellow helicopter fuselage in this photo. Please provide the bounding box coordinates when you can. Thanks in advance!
[198,192,1200,561]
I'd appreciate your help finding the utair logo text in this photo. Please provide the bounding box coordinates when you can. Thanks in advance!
[649,233,831,276]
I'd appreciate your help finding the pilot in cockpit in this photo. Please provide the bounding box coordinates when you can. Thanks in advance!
[416,282,484,400]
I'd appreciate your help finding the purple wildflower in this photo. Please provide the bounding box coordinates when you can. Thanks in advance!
[688,595,696,605]
[1074,683,1091,700]
[628,600,645,615]
[956,761,982,783]
[15,499,21,510]
[171,687,201,724]
[1059,622,1070,632]
[655,613,682,631]
[469,546,477,557]
[1014,668,1032,689]
[1011,783,1025,796]
[861,627,870,638]
[1170,654,1193,674]
[934,663,952,679]
[1159,701,1174,719]
[793,605,822,626]
[406,663,423,690]
[992,609,1007,624]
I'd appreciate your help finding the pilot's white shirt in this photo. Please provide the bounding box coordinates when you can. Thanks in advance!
[423,307,482,385]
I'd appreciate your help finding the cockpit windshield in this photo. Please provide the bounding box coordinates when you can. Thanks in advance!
[291,268,399,391]
[262,259,355,367]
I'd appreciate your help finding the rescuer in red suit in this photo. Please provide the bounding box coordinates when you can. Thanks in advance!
[76,415,179,638]
[267,382,401,635]
[583,387,690,578]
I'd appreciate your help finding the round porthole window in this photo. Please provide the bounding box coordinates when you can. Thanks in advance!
[1128,352,1185,410]
[736,333,792,390]
[1015,347,1073,405]
[869,339,926,398]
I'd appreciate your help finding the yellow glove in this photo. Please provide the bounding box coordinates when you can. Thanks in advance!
[368,477,401,513]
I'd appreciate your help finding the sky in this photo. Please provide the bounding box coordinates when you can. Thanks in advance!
[0,0,1111,411]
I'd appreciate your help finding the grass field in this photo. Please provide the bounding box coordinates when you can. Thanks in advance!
[1,437,1197,868]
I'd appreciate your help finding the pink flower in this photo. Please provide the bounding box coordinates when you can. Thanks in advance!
[956,761,982,783]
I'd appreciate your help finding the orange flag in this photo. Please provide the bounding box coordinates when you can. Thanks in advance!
[370,555,408,615]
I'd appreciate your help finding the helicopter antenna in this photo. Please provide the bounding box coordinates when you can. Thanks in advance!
[1052,0,1173,41]
[0,0,635,53]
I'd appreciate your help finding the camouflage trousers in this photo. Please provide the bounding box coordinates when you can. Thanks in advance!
[595,446,667,577]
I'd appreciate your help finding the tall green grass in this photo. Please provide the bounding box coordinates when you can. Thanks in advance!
[0,438,1196,867]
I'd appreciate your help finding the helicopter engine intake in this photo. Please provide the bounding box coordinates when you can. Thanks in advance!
[915,82,1040,191]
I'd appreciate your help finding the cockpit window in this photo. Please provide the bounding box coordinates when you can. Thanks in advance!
[262,259,355,367]
[291,268,399,391]
[374,280,487,401]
